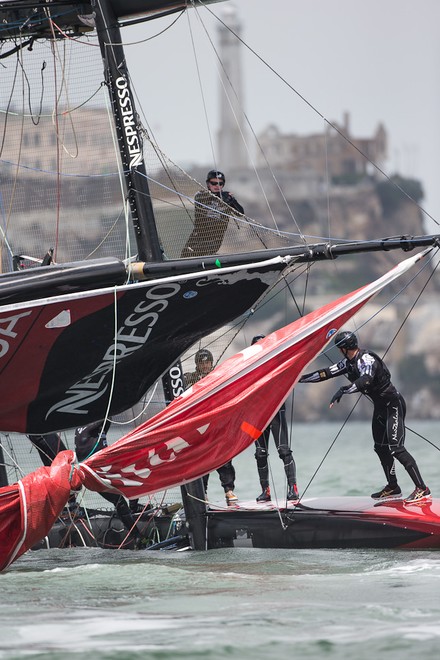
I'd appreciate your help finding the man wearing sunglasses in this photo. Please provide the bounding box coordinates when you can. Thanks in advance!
[181,169,244,257]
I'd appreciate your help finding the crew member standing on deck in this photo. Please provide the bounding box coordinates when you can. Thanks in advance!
[299,330,431,504]
[181,169,244,258]
[184,348,238,504]
[251,335,299,504]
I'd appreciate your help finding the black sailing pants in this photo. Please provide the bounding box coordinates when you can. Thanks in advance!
[372,394,425,489]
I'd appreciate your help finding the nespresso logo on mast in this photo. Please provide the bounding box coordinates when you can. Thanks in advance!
[115,76,143,169]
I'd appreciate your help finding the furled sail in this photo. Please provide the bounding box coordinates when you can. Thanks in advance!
[0,248,431,571]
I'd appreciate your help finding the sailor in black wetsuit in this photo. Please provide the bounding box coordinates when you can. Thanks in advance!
[299,330,431,504]
[74,420,143,543]
[251,335,299,503]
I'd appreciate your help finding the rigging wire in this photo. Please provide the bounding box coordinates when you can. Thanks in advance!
[299,401,361,501]
[81,287,120,462]
[186,8,217,168]
[124,100,196,240]
[83,205,126,260]
[324,122,332,243]
[0,45,20,159]
[48,39,61,260]
[131,170,287,250]
[47,25,81,160]
[111,382,160,426]
[0,82,108,118]
[19,53,45,126]
[0,434,27,482]
[406,426,440,453]
[183,258,310,364]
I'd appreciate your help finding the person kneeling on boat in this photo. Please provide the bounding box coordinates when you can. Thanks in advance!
[251,335,299,504]
[74,420,145,545]
[298,330,431,504]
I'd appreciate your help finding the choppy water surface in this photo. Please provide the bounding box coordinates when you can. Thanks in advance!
[1,422,440,659]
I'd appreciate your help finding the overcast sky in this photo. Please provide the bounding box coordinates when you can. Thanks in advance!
[124,0,440,233]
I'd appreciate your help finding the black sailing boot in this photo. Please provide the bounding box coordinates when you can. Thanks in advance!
[256,485,271,502]
[287,484,299,501]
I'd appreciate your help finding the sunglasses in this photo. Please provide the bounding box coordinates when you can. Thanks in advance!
[208,180,224,186]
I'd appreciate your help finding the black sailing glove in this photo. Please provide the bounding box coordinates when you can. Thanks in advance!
[299,371,327,383]
[222,192,244,214]
[329,386,350,407]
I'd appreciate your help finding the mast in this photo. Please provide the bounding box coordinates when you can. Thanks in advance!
[94,0,163,263]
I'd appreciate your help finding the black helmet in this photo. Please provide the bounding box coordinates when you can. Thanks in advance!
[206,169,225,183]
[251,334,265,345]
[195,348,213,365]
[334,331,358,350]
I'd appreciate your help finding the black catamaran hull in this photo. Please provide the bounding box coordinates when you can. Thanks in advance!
[206,497,440,550]
[31,496,440,552]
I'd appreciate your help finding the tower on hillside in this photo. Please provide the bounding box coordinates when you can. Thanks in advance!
[217,5,248,171]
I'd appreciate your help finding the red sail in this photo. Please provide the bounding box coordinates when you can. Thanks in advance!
[0,250,431,570]
[0,451,76,570]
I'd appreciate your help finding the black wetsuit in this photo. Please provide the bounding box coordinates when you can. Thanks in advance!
[300,349,427,490]
[254,403,297,490]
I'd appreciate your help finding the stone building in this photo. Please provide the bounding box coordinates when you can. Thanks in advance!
[255,114,387,181]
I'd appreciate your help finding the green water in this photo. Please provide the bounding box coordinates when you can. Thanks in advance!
[1,421,440,659]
